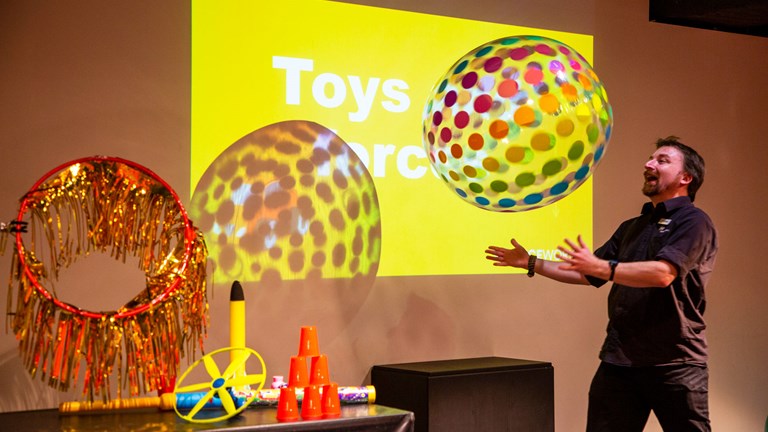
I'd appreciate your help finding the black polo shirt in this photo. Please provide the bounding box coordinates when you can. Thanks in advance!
[586,196,718,367]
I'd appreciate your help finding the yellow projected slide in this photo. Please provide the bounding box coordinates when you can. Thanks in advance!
[191,0,596,279]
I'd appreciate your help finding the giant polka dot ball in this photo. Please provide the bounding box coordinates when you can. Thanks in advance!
[423,35,613,212]
[190,120,381,287]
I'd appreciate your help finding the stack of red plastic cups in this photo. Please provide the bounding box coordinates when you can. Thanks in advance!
[276,326,341,421]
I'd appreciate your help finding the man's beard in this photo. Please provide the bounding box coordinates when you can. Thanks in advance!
[642,181,659,197]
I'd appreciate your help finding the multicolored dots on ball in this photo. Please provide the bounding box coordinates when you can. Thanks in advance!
[423,35,613,212]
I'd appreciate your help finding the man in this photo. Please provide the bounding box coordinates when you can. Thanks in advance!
[485,137,718,431]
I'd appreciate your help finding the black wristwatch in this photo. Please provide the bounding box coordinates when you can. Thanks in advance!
[608,260,619,281]
[527,255,537,277]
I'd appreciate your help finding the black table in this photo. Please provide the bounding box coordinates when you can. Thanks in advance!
[0,404,414,432]
[372,357,554,432]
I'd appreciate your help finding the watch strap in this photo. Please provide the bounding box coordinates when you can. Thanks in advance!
[527,255,537,277]
[608,260,618,281]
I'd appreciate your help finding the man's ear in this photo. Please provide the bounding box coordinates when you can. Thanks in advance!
[680,171,692,186]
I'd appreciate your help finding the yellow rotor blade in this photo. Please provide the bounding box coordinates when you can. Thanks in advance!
[186,389,217,419]
[174,381,212,394]
[217,388,237,414]
[221,351,250,378]
[226,373,266,388]
[202,354,221,379]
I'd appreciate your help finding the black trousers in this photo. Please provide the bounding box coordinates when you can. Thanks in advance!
[586,362,710,432]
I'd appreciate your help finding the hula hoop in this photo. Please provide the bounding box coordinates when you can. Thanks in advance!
[7,156,209,400]
[14,156,194,318]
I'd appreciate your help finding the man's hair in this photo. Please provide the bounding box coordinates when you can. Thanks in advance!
[655,136,705,202]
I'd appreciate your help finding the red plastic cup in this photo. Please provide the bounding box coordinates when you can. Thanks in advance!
[287,355,309,388]
[322,382,341,418]
[301,385,323,420]
[309,354,330,386]
[276,386,299,422]
[298,326,320,357]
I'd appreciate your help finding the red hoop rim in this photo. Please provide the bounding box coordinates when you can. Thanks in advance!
[14,156,195,320]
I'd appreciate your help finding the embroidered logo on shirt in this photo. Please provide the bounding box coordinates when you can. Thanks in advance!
[658,218,671,233]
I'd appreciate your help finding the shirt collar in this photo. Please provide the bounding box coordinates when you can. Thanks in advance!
[641,196,693,217]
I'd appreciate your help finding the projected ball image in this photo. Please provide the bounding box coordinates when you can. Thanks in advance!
[190,120,381,286]
[423,35,613,212]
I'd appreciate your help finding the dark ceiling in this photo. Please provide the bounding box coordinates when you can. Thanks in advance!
[649,0,768,38]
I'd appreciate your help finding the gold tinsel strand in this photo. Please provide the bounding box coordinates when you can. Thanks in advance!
[7,158,208,401]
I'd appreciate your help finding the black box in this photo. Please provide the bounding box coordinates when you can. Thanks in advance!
[372,357,554,432]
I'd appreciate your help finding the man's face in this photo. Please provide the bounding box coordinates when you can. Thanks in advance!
[643,146,690,200]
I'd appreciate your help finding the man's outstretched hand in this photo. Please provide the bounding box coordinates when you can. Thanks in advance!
[485,238,529,268]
